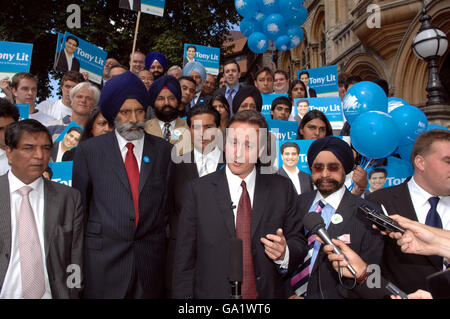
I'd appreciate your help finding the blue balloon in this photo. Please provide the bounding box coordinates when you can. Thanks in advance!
[286,25,304,48]
[253,10,267,23]
[343,81,388,124]
[395,143,414,163]
[350,111,400,159]
[259,0,279,15]
[390,105,428,146]
[235,0,259,18]
[275,35,290,51]
[240,17,262,37]
[284,4,308,25]
[263,14,286,41]
[388,97,409,113]
[427,123,449,131]
[248,32,269,54]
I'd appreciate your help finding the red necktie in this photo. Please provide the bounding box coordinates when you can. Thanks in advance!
[125,142,139,226]
[236,180,258,299]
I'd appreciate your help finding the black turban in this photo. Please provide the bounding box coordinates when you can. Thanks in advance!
[307,136,354,174]
[99,71,149,124]
[232,85,262,114]
[148,75,182,107]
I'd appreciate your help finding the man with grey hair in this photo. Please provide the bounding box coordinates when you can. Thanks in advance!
[167,65,182,79]
[47,81,100,138]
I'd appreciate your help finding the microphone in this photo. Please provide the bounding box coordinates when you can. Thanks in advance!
[229,238,243,299]
[303,213,357,277]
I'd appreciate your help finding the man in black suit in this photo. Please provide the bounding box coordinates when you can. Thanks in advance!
[55,36,80,73]
[277,142,313,195]
[166,104,225,297]
[214,60,244,117]
[0,119,83,298]
[366,129,450,294]
[299,71,317,98]
[291,136,383,298]
[72,71,174,298]
[173,110,307,299]
[119,0,141,11]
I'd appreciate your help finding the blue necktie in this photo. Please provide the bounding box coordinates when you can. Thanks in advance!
[426,197,443,268]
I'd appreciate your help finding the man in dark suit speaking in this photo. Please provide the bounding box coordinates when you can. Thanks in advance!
[0,119,83,298]
[55,36,81,73]
[119,0,141,11]
[173,110,307,299]
[73,71,174,298]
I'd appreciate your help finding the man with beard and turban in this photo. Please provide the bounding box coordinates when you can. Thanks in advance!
[145,52,168,81]
[72,71,174,298]
[290,136,384,299]
[183,61,211,109]
[232,85,263,114]
[144,75,192,156]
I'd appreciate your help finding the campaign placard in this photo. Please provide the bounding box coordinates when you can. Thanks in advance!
[49,161,73,187]
[0,41,33,80]
[261,93,289,120]
[55,121,83,143]
[267,119,298,141]
[366,156,413,192]
[141,0,165,16]
[294,97,344,130]
[54,32,108,84]
[297,65,339,97]
[15,104,29,120]
[183,44,220,75]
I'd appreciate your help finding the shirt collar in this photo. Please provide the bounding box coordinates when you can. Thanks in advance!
[158,119,176,133]
[225,164,256,192]
[8,170,43,194]
[226,83,240,93]
[193,145,220,161]
[0,148,6,158]
[313,185,346,211]
[408,176,439,207]
[283,166,299,177]
[114,129,145,152]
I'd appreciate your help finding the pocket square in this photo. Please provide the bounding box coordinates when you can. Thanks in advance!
[337,234,351,244]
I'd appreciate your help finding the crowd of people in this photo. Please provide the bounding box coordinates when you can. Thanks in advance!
[0,49,448,300]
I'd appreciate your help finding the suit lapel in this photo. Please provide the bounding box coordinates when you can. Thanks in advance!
[251,171,270,240]
[139,134,153,194]
[212,169,235,238]
[145,119,163,139]
[105,132,131,192]
[326,189,355,240]
[43,180,59,259]
[0,175,11,287]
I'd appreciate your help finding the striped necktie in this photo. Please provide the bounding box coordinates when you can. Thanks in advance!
[291,200,325,296]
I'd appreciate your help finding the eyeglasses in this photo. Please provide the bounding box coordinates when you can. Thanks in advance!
[311,163,341,173]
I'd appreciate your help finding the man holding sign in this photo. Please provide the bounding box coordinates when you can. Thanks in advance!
[55,36,80,73]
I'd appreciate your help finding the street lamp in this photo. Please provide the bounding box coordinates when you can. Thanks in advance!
[412,6,448,106]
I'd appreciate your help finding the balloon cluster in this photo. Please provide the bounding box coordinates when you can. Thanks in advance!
[236,0,307,54]
[343,81,429,166]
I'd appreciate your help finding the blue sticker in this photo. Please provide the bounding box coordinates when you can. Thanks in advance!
[144,156,150,163]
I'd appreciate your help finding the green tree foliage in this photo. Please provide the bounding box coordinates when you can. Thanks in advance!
[1,0,239,101]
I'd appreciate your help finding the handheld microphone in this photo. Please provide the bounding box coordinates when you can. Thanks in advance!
[229,238,243,299]
[303,213,357,277]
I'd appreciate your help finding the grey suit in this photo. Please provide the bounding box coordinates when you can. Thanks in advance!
[0,174,84,298]
[277,167,313,195]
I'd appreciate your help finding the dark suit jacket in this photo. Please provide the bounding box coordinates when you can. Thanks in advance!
[277,167,313,194]
[55,51,80,73]
[308,87,317,98]
[0,174,84,298]
[296,189,384,299]
[173,168,308,299]
[213,84,245,111]
[72,131,174,298]
[119,0,140,11]
[365,182,444,293]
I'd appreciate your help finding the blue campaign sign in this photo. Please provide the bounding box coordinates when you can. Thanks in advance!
[55,121,84,142]
[0,41,33,80]
[375,156,413,189]
[141,0,165,16]
[297,65,339,97]
[267,119,298,141]
[295,97,344,130]
[15,104,29,120]
[54,32,108,84]
[49,161,73,187]
[261,93,288,119]
[183,44,220,75]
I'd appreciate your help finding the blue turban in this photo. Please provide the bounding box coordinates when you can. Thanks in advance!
[145,52,168,72]
[183,61,206,83]
[99,71,149,124]
[148,75,182,107]
[307,136,354,174]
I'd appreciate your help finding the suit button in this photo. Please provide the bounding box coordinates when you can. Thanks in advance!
[130,218,135,222]
[256,276,261,281]
[5,253,9,259]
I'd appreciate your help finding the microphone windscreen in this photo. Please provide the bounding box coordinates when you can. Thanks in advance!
[303,212,325,233]
[229,238,243,282]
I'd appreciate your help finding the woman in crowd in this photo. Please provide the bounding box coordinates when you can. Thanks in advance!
[211,93,230,130]
[296,109,333,140]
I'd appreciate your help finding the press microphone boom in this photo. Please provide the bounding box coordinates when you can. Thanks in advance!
[303,213,357,277]
[229,238,243,299]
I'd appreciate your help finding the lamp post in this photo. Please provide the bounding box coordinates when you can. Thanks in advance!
[411,6,448,106]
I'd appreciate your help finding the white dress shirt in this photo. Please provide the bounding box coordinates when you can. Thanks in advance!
[283,166,301,195]
[0,149,10,176]
[115,130,144,171]
[158,119,176,138]
[225,165,289,268]
[0,172,52,299]
[65,50,74,71]
[194,146,222,176]
[408,177,450,230]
